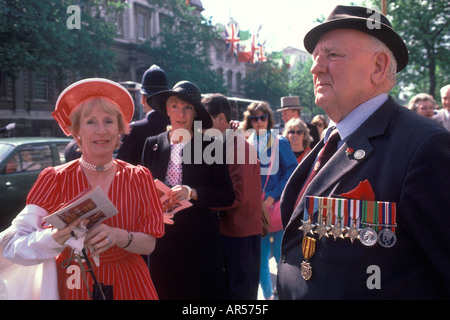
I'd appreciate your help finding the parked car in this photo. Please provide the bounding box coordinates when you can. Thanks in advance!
[0,137,72,230]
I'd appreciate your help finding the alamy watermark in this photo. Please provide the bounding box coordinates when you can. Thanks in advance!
[366,265,381,289]
[67,5,81,30]
[172,121,280,175]
[366,6,382,30]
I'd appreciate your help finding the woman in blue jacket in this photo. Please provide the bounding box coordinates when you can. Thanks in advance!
[243,101,297,300]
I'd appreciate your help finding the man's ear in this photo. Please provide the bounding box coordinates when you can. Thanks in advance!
[371,51,390,85]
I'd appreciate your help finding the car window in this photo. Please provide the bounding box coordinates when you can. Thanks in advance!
[0,143,15,162]
[19,145,52,171]
[56,143,68,164]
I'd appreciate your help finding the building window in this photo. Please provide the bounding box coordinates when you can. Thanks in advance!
[236,72,242,93]
[23,71,48,101]
[136,7,150,41]
[116,11,125,39]
[32,72,48,101]
[226,70,233,90]
[0,73,14,100]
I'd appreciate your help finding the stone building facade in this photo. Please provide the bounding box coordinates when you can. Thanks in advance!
[0,0,246,136]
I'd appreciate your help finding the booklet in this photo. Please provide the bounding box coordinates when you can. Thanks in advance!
[154,179,192,217]
[43,186,118,230]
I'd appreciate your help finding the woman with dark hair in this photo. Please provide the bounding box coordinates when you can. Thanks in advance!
[142,81,235,299]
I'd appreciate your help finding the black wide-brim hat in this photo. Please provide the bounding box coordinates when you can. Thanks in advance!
[304,5,409,72]
[147,80,213,129]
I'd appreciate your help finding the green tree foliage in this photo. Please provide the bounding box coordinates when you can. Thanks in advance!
[387,0,449,98]
[139,0,227,94]
[242,58,291,108]
[0,0,124,82]
[288,58,325,117]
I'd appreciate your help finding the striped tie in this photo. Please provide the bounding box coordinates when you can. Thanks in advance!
[295,129,340,207]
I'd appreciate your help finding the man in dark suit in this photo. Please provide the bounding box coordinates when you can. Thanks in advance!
[116,65,170,165]
[277,5,450,299]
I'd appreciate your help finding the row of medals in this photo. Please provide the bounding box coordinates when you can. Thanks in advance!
[299,220,397,281]
[299,219,398,248]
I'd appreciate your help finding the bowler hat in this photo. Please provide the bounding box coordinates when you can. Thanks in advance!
[277,96,303,112]
[304,5,408,72]
[147,81,213,129]
[140,64,169,96]
[52,78,134,136]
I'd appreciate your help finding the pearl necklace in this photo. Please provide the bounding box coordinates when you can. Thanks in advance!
[80,157,114,172]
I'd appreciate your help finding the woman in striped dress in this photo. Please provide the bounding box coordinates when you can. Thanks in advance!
[0,79,164,299]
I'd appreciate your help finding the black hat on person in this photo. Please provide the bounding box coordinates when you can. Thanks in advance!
[140,64,169,96]
[303,5,409,72]
[147,80,213,129]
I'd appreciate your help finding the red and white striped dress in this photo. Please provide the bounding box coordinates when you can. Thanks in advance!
[26,159,164,300]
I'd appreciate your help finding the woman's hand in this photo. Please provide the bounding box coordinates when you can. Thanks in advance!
[51,217,85,245]
[167,185,195,202]
[84,223,116,257]
[264,195,275,208]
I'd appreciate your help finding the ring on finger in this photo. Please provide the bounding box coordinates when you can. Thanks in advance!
[106,236,113,247]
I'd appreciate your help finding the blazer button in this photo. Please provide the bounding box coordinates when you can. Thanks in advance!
[281,254,287,263]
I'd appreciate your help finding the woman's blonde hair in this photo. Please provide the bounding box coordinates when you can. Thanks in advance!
[282,118,312,148]
[69,97,130,149]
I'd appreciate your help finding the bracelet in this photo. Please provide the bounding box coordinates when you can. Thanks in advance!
[182,185,192,201]
[122,231,134,249]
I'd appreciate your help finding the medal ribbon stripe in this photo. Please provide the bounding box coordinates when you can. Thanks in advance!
[391,202,397,232]
[324,197,330,225]
[317,197,323,224]
[302,236,316,260]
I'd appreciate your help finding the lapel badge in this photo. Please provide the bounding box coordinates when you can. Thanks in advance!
[345,147,354,157]
[354,149,366,160]
[153,144,158,151]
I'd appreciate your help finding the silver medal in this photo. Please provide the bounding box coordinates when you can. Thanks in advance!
[359,227,378,246]
[299,219,314,235]
[377,228,397,248]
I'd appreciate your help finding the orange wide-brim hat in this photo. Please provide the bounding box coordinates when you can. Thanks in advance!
[52,78,134,136]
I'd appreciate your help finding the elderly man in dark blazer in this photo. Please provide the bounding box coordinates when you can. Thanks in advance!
[116,65,170,165]
[277,5,450,299]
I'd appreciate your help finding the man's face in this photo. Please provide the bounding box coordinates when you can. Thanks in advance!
[281,109,298,123]
[311,29,377,122]
[441,87,450,111]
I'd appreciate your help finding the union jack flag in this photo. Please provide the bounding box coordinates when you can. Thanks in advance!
[224,22,240,57]
[257,41,267,62]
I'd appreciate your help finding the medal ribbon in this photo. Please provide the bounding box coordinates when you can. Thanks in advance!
[304,196,396,235]
[302,236,316,260]
[391,202,397,232]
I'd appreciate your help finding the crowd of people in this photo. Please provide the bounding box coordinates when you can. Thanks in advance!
[1,5,449,300]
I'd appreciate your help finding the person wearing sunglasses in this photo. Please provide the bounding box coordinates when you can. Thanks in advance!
[243,101,297,300]
[282,118,313,163]
[311,114,329,139]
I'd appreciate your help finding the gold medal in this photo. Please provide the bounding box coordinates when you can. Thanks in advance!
[301,236,316,280]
